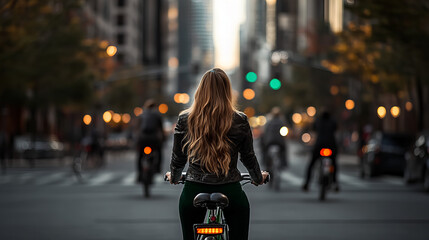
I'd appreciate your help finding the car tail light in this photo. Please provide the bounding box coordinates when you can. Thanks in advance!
[320,148,332,157]
[210,216,217,222]
[196,228,223,234]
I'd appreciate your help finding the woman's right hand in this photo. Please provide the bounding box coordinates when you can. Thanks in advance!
[252,171,269,186]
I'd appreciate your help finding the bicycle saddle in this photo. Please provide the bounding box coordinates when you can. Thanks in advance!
[193,193,229,209]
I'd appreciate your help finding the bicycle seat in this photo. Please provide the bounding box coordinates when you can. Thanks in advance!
[193,193,229,209]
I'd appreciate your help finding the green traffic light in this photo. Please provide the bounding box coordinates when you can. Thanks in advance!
[269,78,281,90]
[246,72,257,82]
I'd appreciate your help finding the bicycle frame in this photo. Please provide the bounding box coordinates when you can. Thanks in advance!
[141,146,157,198]
[194,206,229,240]
[166,172,268,240]
[317,148,334,201]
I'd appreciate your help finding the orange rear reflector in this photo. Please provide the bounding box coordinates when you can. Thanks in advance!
[196,228,223,234]
[144,147,152,155]
[320,148,332,157]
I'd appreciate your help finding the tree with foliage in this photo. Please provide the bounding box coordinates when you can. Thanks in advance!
[326,0,429,131]
[0,0,104,111]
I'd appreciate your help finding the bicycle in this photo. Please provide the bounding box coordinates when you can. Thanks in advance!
[267,145,282,191]
[72,138,104,182]
[165,172,269,240]
[139,145,158,198]
[316,148,335,201]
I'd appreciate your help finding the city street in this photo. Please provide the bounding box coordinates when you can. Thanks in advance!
[1,136,428,240]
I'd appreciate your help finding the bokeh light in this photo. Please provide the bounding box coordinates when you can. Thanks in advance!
[249,116,258,128]
[307,106,316,117]
[159,104,168,114]
[280,126,289,136]
[106,45,117,57]
[292,113,302,124]
[83,115,92,125]
[122,113,131,124]
[377,106,386,119]
[330,85,339,95]
[345,99,355,110]
[134,107,143,116]
[112,113,121,123]
[390,106,400,118]
[405,101,413,111]
[246,72,257,82]
[269,78,281,90]
[302,133,311,143]
[257,116,267,126]
[103,111,112,123]
[244,107,255,118]
[179,93,190,104]
[243,88,255,100]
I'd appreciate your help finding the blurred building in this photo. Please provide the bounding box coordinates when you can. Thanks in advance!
[82,0,143,67]
[178,0,214,93]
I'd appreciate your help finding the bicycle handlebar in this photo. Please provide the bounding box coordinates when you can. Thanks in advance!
[164,172,270,185]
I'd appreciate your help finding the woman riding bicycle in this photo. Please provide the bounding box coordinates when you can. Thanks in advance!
[165,68,269,240]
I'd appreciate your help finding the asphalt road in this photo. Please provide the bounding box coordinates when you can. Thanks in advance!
[1,137,428,240]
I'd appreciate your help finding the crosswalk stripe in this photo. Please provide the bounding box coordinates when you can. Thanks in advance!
[0,170,409,189]
[34,172,68,185]
[280,171,302,186]
[379,176,403,186]
[122,172,136,186]
[88,172,116,186]
[339,173,367,188]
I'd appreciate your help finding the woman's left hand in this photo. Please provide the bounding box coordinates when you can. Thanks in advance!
[260,171,269,185]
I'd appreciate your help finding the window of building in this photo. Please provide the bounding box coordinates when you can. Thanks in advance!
[118,0,125,7]
[117,15,125,26]
[117,33,125,45]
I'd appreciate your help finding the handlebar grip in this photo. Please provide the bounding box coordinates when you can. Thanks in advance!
[264,173,271,184]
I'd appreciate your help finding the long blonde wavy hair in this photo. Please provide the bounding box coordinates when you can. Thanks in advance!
[183,68,236,176]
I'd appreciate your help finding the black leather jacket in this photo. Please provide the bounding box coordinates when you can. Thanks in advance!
[170,111,263,185]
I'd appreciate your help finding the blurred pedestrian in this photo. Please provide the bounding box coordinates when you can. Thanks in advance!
[260,106,288,169]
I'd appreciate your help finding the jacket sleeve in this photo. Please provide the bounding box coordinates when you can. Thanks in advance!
[238,114,263,184]
[170,115,188,183]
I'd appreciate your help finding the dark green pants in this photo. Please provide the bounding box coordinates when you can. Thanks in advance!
[179,181,250,240]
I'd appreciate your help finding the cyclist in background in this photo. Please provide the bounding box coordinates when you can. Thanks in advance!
[136,99,165,182]
[260,106,288,169]
[302,109,339,191]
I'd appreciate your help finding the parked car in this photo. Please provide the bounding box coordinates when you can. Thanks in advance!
[104,131,132,151]
[14,135,65,159]
[403,131,429,191]
[360,131,413,177]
